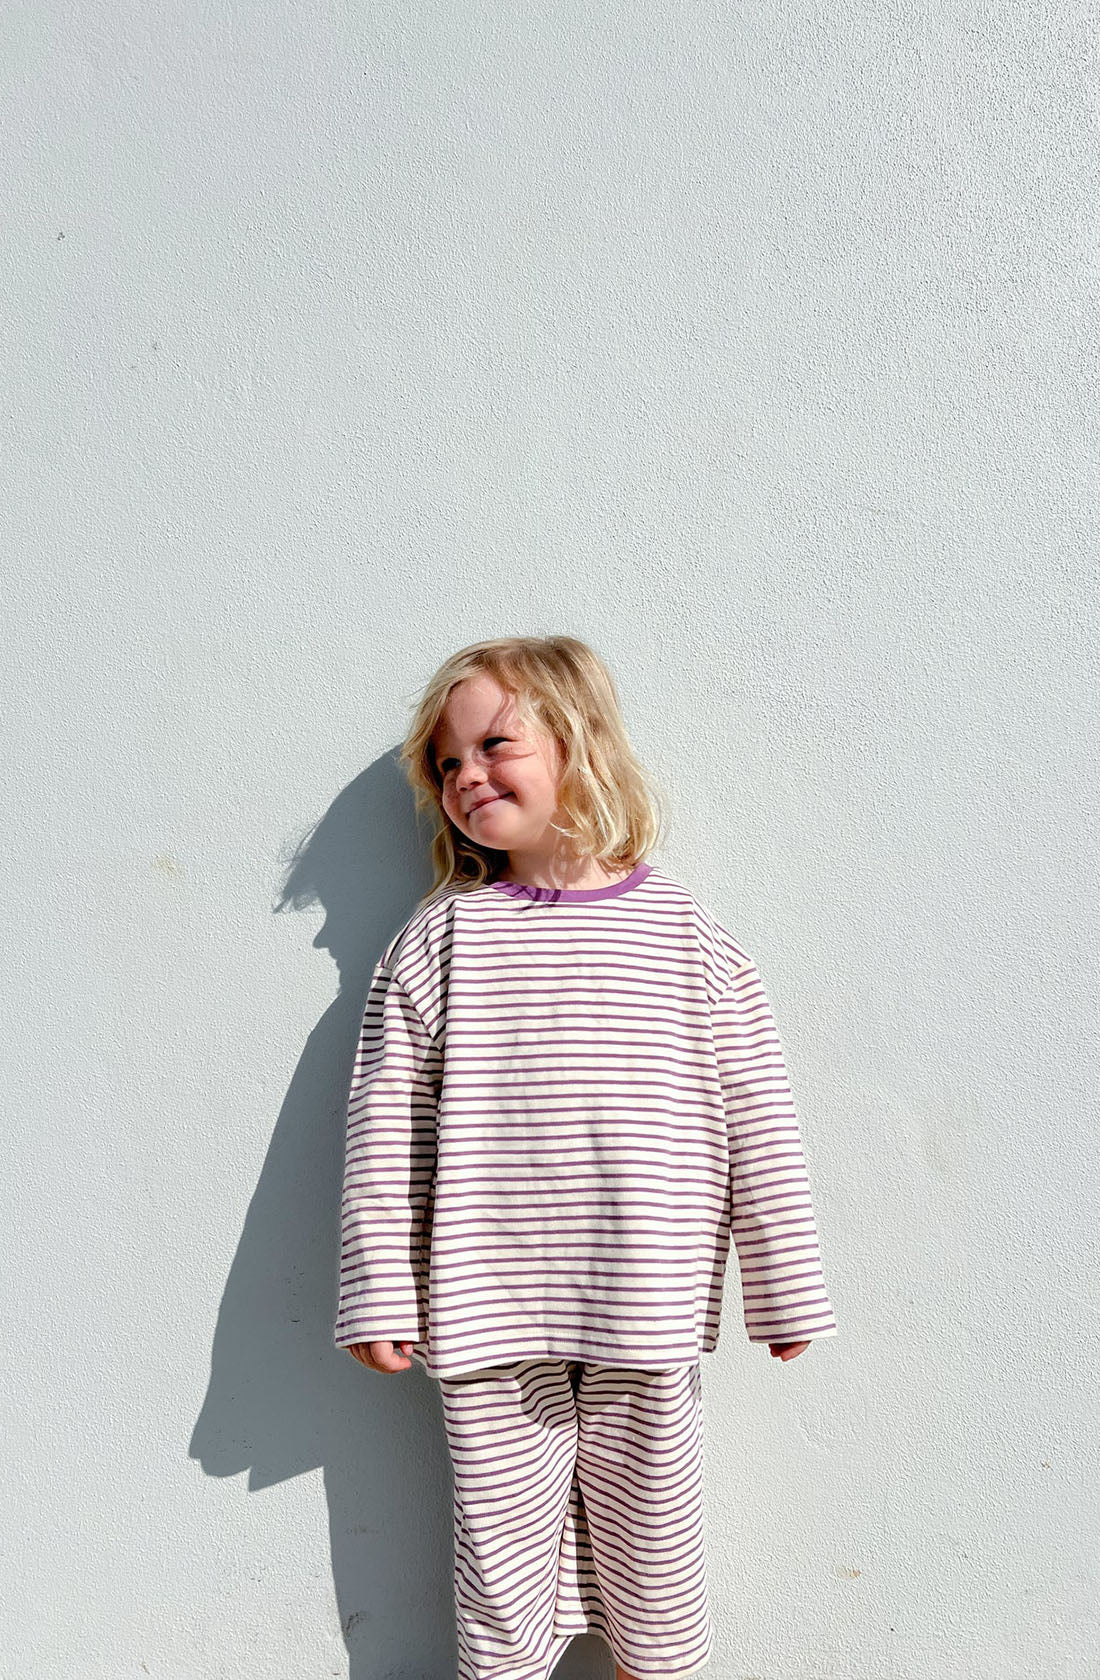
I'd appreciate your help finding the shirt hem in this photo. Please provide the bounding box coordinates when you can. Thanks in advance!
[407,1334,720,1380]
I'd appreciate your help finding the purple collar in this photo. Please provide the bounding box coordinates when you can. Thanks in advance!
[490,861,652,904]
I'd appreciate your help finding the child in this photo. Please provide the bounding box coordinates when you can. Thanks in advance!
[334,634,839,1680]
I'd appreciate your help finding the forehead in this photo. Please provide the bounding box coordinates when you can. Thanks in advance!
[432,674,522,754]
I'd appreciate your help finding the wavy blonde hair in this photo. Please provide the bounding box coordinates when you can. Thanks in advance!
[397,635,668,898]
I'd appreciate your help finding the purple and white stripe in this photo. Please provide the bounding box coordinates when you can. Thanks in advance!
[334,862,838,1377]
[439,1357,713,1680]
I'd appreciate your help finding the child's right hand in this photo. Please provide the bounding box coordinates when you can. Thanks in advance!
[346,1340,414,1373]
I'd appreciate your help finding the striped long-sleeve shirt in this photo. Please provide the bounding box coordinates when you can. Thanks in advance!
[334,859,838,1379]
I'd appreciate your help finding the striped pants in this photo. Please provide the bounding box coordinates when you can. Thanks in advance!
[438,1357,714,1680]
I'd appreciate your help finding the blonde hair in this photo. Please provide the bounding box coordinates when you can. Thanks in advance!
[397,635,668,898]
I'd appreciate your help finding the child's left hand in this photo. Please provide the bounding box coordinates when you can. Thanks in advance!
[769,1340,810,1360]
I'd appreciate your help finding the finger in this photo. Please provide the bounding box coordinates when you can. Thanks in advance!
[368,1339,412,1374]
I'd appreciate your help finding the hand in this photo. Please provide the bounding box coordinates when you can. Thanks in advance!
[346,1340,414,1373]
[769,1340,810,1360]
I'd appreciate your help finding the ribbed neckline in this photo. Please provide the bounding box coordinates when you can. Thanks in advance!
[490,861,653,903]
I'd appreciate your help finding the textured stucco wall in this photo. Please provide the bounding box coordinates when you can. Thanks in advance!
[3,3,1098,1677]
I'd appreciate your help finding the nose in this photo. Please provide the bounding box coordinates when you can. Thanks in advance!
[455,756,489,796]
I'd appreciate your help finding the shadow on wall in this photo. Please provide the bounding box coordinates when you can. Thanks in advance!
[185,746,614,1680]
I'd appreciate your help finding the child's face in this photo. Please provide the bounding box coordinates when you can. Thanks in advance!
[432,674,564,851]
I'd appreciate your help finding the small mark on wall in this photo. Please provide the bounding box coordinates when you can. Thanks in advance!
[152,853,183,878]
[836,1564,862,1578]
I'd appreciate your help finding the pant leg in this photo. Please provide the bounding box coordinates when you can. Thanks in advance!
[574,1361,714,1680]
[437,1357,610,1680]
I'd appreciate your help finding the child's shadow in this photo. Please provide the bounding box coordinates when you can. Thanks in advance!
[188,750,612,1680]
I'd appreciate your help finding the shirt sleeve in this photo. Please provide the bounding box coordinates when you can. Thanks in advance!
[712,960,839,1346]
[333,962,440,1349]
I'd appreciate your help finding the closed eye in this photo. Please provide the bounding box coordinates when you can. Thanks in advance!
[439,737,508,773]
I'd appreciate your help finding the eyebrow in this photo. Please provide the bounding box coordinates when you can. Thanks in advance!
[434,713,515,756]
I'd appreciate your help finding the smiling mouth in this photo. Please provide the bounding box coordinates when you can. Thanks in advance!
[470,794,512,813]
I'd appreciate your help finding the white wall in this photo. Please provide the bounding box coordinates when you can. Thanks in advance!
[3,3,1098,1676]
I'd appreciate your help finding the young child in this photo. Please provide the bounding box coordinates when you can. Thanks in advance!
[334,634,839,1680]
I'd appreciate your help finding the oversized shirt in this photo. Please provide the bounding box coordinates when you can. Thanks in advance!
[333,859,839,1379]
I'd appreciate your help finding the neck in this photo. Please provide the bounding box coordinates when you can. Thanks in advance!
[498,855,632,892]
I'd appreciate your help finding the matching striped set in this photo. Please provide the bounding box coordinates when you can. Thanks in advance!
[335,859,839,1677]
